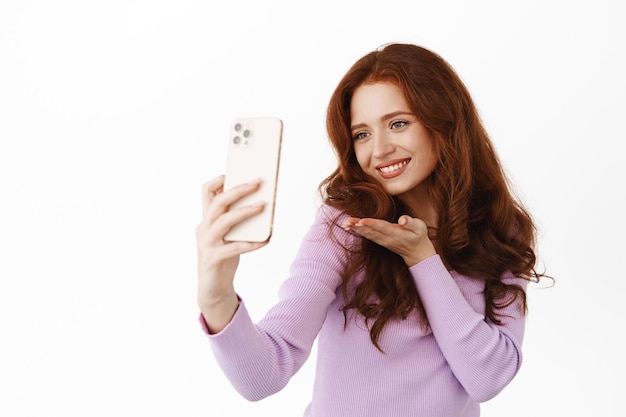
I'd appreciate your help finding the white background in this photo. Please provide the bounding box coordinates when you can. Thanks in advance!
[1,1,624,416]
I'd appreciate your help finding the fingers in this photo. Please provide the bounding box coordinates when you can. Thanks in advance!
[342,217,394,246]
[344,216,426,236]
[208,202,266,245]
[342,215,429,249]
[201,175,225,216]
[202,177,262,223]
[196,201,263,243]
[397,215,428,235]
[198,177,267,250]
[218,239,269,257]
[342,215,436,266]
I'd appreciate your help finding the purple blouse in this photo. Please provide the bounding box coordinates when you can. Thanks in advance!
[201,205,527,417]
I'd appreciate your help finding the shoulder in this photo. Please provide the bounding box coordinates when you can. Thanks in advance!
[289,204,357,279]
[300,203,358,251]
[315,203,350,226]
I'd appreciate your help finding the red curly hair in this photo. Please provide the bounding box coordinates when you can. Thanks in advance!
[320,43,543,351]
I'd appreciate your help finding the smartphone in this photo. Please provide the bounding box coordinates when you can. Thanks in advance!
[223,117,283,242]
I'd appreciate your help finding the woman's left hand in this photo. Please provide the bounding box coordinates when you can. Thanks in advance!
[342,215,437,267]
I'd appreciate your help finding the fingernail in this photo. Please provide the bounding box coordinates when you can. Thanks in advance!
[247,178,262,185]
[342,220,357,230]
[250,201,265,208]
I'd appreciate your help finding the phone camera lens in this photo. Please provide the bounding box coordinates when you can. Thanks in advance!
[234,123,242,132]
[243,129,251,138]
[233,136,241,144]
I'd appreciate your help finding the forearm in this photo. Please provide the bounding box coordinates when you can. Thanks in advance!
[198,288,239,334]
[411,255,526,401]
[204,300,298,401]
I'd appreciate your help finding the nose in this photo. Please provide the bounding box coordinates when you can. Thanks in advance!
[372,131,394,158]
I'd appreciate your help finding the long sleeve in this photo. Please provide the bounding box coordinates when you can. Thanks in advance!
[200,205,530,416]
[410,254,527,402]
[202,206,349,401]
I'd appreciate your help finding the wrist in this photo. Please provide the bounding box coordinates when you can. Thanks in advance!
[198,291,239,334]
[198,285,237,311]
[403,247,437,268]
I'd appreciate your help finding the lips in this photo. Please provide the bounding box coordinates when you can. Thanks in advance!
[376,158,410,178]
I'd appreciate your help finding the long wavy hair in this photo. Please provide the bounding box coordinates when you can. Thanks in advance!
[319,43,544,351]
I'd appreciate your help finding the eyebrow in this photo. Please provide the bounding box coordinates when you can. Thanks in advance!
[350,111,415,132]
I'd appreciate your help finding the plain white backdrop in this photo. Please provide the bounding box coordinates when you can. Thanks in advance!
[1,1,624,416]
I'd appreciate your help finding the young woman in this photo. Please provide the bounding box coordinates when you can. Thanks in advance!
[196,43,545,417]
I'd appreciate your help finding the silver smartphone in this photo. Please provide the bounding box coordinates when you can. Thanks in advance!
[223,117,283,242]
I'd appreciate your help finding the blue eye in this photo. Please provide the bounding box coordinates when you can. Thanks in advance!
[391,120,407,129]
[353,131,369,140]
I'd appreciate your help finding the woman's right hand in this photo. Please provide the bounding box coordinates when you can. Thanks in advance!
[195,175,268,333]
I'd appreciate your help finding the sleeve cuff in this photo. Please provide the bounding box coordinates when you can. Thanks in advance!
[198,296,243,335]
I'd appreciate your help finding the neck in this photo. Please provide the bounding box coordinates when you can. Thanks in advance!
[397,183,438,229]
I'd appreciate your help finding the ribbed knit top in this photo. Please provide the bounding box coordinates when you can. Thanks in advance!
[201,205,527,417]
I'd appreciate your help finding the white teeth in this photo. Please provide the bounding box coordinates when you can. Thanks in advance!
[379,160,408,173]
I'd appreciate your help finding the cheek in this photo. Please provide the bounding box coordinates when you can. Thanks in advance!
[353,145,369,171]
[421,137,439,170]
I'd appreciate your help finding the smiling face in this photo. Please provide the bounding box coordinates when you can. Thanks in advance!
[350,81,438,207]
